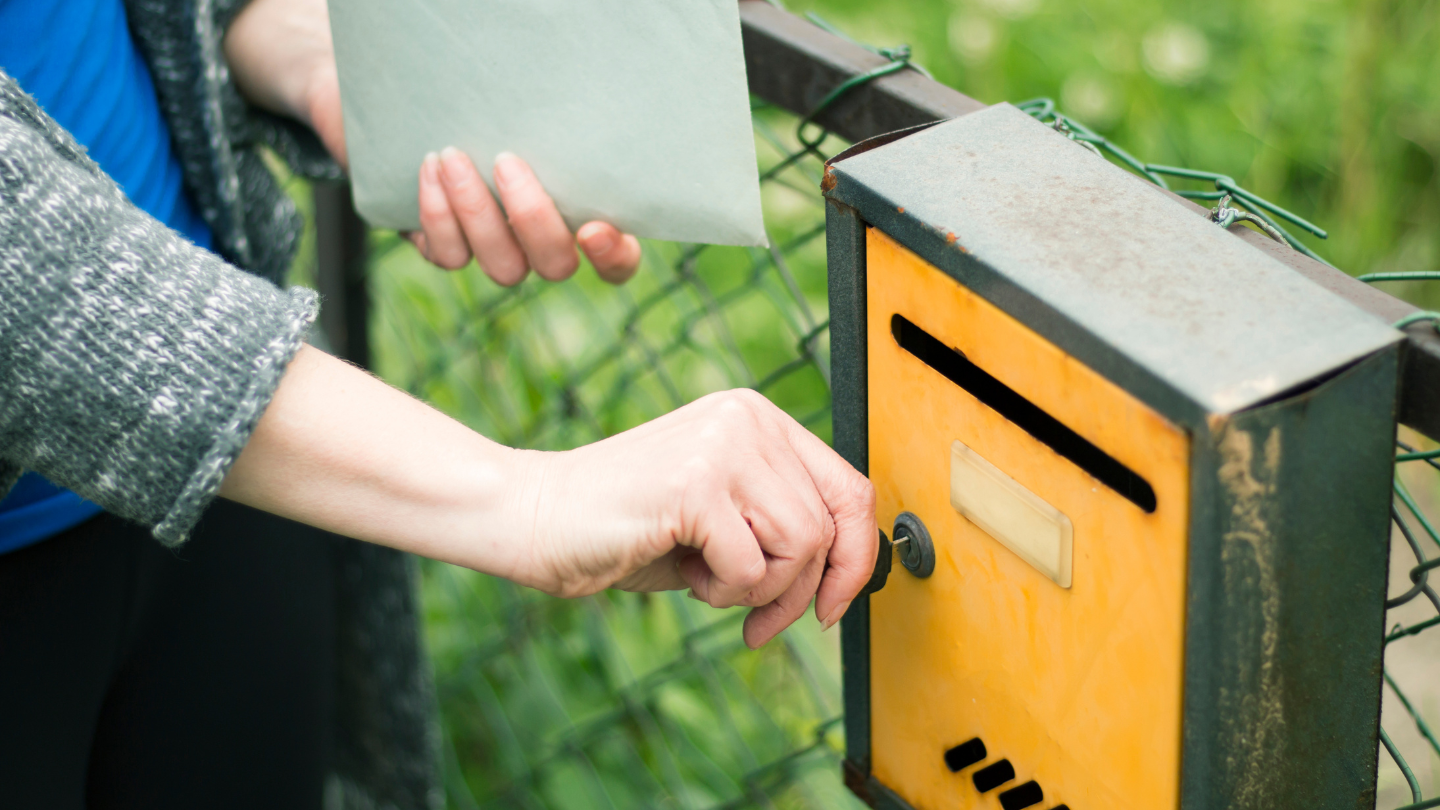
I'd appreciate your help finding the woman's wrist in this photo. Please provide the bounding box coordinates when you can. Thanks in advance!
[416,443,553,585]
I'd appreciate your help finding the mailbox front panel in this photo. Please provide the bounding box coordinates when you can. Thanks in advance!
[866,230,1192,810]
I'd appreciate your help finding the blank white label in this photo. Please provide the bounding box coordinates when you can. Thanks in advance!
[950,440,1074,588]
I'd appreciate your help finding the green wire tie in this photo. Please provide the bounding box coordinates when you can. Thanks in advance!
[796,52,918,150]
[1359,271,1440,283]
[794,13,930,152]
[1393,311,1440,332]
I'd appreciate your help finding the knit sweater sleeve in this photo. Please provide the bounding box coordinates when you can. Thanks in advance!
[0,72,317,545]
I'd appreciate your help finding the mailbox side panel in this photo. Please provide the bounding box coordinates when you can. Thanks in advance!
[829,200,878,792]
[1181,347,1398,810]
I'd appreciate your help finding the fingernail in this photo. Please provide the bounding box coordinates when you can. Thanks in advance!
[438,146,461,181]
[493,151,521,186]
[584,227,618,256]
[686,589,702,602]
[821,599,852,631]
[422,152,439,181]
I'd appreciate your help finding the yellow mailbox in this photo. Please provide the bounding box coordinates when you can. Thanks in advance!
[824,106,1403,810]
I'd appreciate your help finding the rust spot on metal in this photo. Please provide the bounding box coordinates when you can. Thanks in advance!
[946,232,958,244]
[897,207,905,214]
[821,166,837,193]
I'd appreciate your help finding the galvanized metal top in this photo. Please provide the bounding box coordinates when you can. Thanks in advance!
[829,104,1401,417]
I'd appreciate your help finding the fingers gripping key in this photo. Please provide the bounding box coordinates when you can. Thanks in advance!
[858,530,893,597]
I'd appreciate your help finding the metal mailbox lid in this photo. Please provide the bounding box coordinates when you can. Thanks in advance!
[826,104,1402,421]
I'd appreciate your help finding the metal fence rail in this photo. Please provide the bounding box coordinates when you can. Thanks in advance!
[309,2,1440,807]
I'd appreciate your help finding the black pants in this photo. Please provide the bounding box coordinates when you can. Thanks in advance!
[0,500,336,809]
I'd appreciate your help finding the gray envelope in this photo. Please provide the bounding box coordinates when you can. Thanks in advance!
[329,0,768,247]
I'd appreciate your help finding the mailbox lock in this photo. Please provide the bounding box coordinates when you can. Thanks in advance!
[892,512,935,578]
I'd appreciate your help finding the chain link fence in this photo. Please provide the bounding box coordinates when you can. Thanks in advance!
[1379,442,1440,810]
[296,9,1440,808]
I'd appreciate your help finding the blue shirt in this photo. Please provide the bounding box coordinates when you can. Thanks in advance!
[0,0,215,553]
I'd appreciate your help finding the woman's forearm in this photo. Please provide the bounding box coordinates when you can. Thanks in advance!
[218,344,538,582]
[219,344,877,648]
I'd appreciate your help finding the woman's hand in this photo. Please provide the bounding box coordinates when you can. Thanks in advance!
[513,390,878,648]
[410,148,642,284]
[223,0,642,284]
[222,349,877,649]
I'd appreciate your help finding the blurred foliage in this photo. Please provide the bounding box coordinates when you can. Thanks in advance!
[784,0,1440,300]
[424,571,853,809]
[340,0,1440,807]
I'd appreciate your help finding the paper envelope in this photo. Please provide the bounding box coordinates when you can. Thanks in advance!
[329,0,768,247]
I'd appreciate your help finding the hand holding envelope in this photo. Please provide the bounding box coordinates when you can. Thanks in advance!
[233,0,765,281]
[227,0,647,283]
[328,0,769,255]
[410,147,642,284]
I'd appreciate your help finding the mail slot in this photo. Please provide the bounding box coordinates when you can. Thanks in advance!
[823,106,1404,810]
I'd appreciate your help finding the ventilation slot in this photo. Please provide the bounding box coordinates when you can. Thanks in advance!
[944,738,987,772]
[998,780,1044,810]
[891,314,1157,513]
[972,759,1016,793]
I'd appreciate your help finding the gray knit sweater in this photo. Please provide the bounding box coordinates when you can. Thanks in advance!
[0,2,439,807]
[0,71,316,540]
